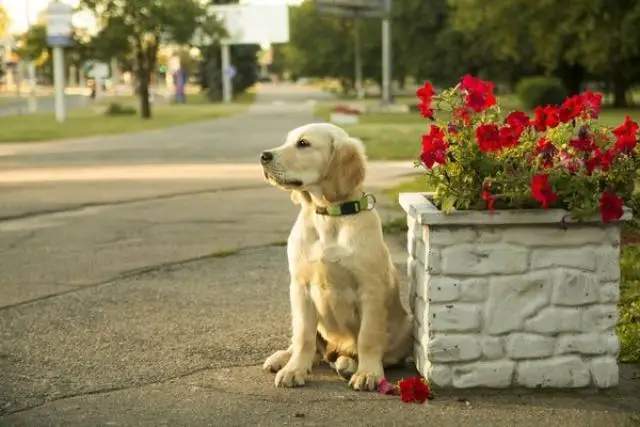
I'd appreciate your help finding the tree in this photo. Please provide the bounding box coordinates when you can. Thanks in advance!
[447,0,640,104]
[80,0,203,119]
[0,4,8,39]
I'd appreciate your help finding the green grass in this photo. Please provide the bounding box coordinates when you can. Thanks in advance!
[315,95,640,161]
[0,99,251,143]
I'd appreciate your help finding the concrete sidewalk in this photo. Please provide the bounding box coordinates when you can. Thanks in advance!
[1,242,639,427]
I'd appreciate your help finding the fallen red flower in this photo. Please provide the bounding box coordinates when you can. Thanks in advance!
[531,173,559,208]
[398,376,432,404]
[599,191,624,222]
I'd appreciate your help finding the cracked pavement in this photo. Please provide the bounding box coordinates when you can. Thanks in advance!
[1,83,639,427]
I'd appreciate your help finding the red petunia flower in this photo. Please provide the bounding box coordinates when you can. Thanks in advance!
[535,137,557,168]
[482,181,496,212]
[612,115,639,154]
[398,376,432,404]
[532,105,561,132]
[498,126,520,148]
[559,95,586,123]
[585,148,614,174]
[453,107,471,126]
[378,378,397,395]
[569,134,596,152]
[460,75,497,113]
[581,89,603,119]
[531,173,559,208]
[559,150,583,174]
[476,124,502,153]
[599,191,624,222]
[505,111,530,134]
[416,81,436,119]
[421,125,448,168]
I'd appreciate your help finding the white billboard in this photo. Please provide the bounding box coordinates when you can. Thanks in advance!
[211,3,290,45]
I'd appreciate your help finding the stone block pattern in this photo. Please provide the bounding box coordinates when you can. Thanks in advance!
[406,216,622,389]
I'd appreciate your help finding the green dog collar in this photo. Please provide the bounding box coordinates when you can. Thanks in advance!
[315,193,377,216]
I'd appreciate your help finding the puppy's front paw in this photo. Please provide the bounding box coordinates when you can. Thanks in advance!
[263,349,291,373]
[348,370,384,391]
[333,356,358,380]
[274,366,308,388]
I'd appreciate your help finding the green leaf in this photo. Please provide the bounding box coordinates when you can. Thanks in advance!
[440,195,458,214]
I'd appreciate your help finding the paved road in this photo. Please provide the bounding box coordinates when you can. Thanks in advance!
[0,83,638,427]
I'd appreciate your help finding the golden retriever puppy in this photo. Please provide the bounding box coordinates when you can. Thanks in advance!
[260,122,413,391]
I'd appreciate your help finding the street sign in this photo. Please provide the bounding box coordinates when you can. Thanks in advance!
[315,0,387,18]
[46,2,74,47]
[88,62,109,79]
[209,4,290,45]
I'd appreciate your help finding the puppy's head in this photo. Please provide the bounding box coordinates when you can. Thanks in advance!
[260,122,366,203]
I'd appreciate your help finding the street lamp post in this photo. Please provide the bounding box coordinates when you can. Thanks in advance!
[25,0,38,113]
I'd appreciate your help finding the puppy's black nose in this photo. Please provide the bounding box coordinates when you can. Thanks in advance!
[260,151,273,164]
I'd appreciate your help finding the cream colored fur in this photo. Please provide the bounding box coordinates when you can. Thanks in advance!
[260,122,413,391]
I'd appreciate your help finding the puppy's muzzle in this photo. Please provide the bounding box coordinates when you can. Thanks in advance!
[260,151,274,165]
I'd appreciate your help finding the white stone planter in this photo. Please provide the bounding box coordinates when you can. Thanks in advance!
[330,112,360,125]
[399,192,633,389]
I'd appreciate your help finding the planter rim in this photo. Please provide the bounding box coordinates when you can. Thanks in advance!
[399,192,633,226]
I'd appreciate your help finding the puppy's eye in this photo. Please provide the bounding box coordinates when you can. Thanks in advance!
[296,139,311,148]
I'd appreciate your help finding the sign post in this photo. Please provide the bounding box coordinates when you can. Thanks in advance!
[46,1,74,123]
[207,3,289,103]
[315,0,393,104]
[221,41,232,103]
[88,62,109,100]
[381,0,392,105]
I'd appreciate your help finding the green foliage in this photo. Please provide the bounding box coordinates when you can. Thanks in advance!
[448,0,640,104]
[0,4,8,39]
[104,102,137,116]
[79,0,203,119]
[619,244,640,363]
[516,76,568,110]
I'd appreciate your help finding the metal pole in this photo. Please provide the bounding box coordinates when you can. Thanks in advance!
[25,0,38,113]
[52,46,66,122]
[354,16,364,100]
[14,65,22,114]
[221,41,232,103]
[381,0,393,105]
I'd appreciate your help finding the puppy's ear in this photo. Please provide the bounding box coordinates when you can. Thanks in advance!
[291,190,312,205]
[321,137,366,203]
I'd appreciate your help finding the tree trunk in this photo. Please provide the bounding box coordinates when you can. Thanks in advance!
[555,62,584,95]
[134,36,159,120]
[139,73,151,119]
[612,77,629,108]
